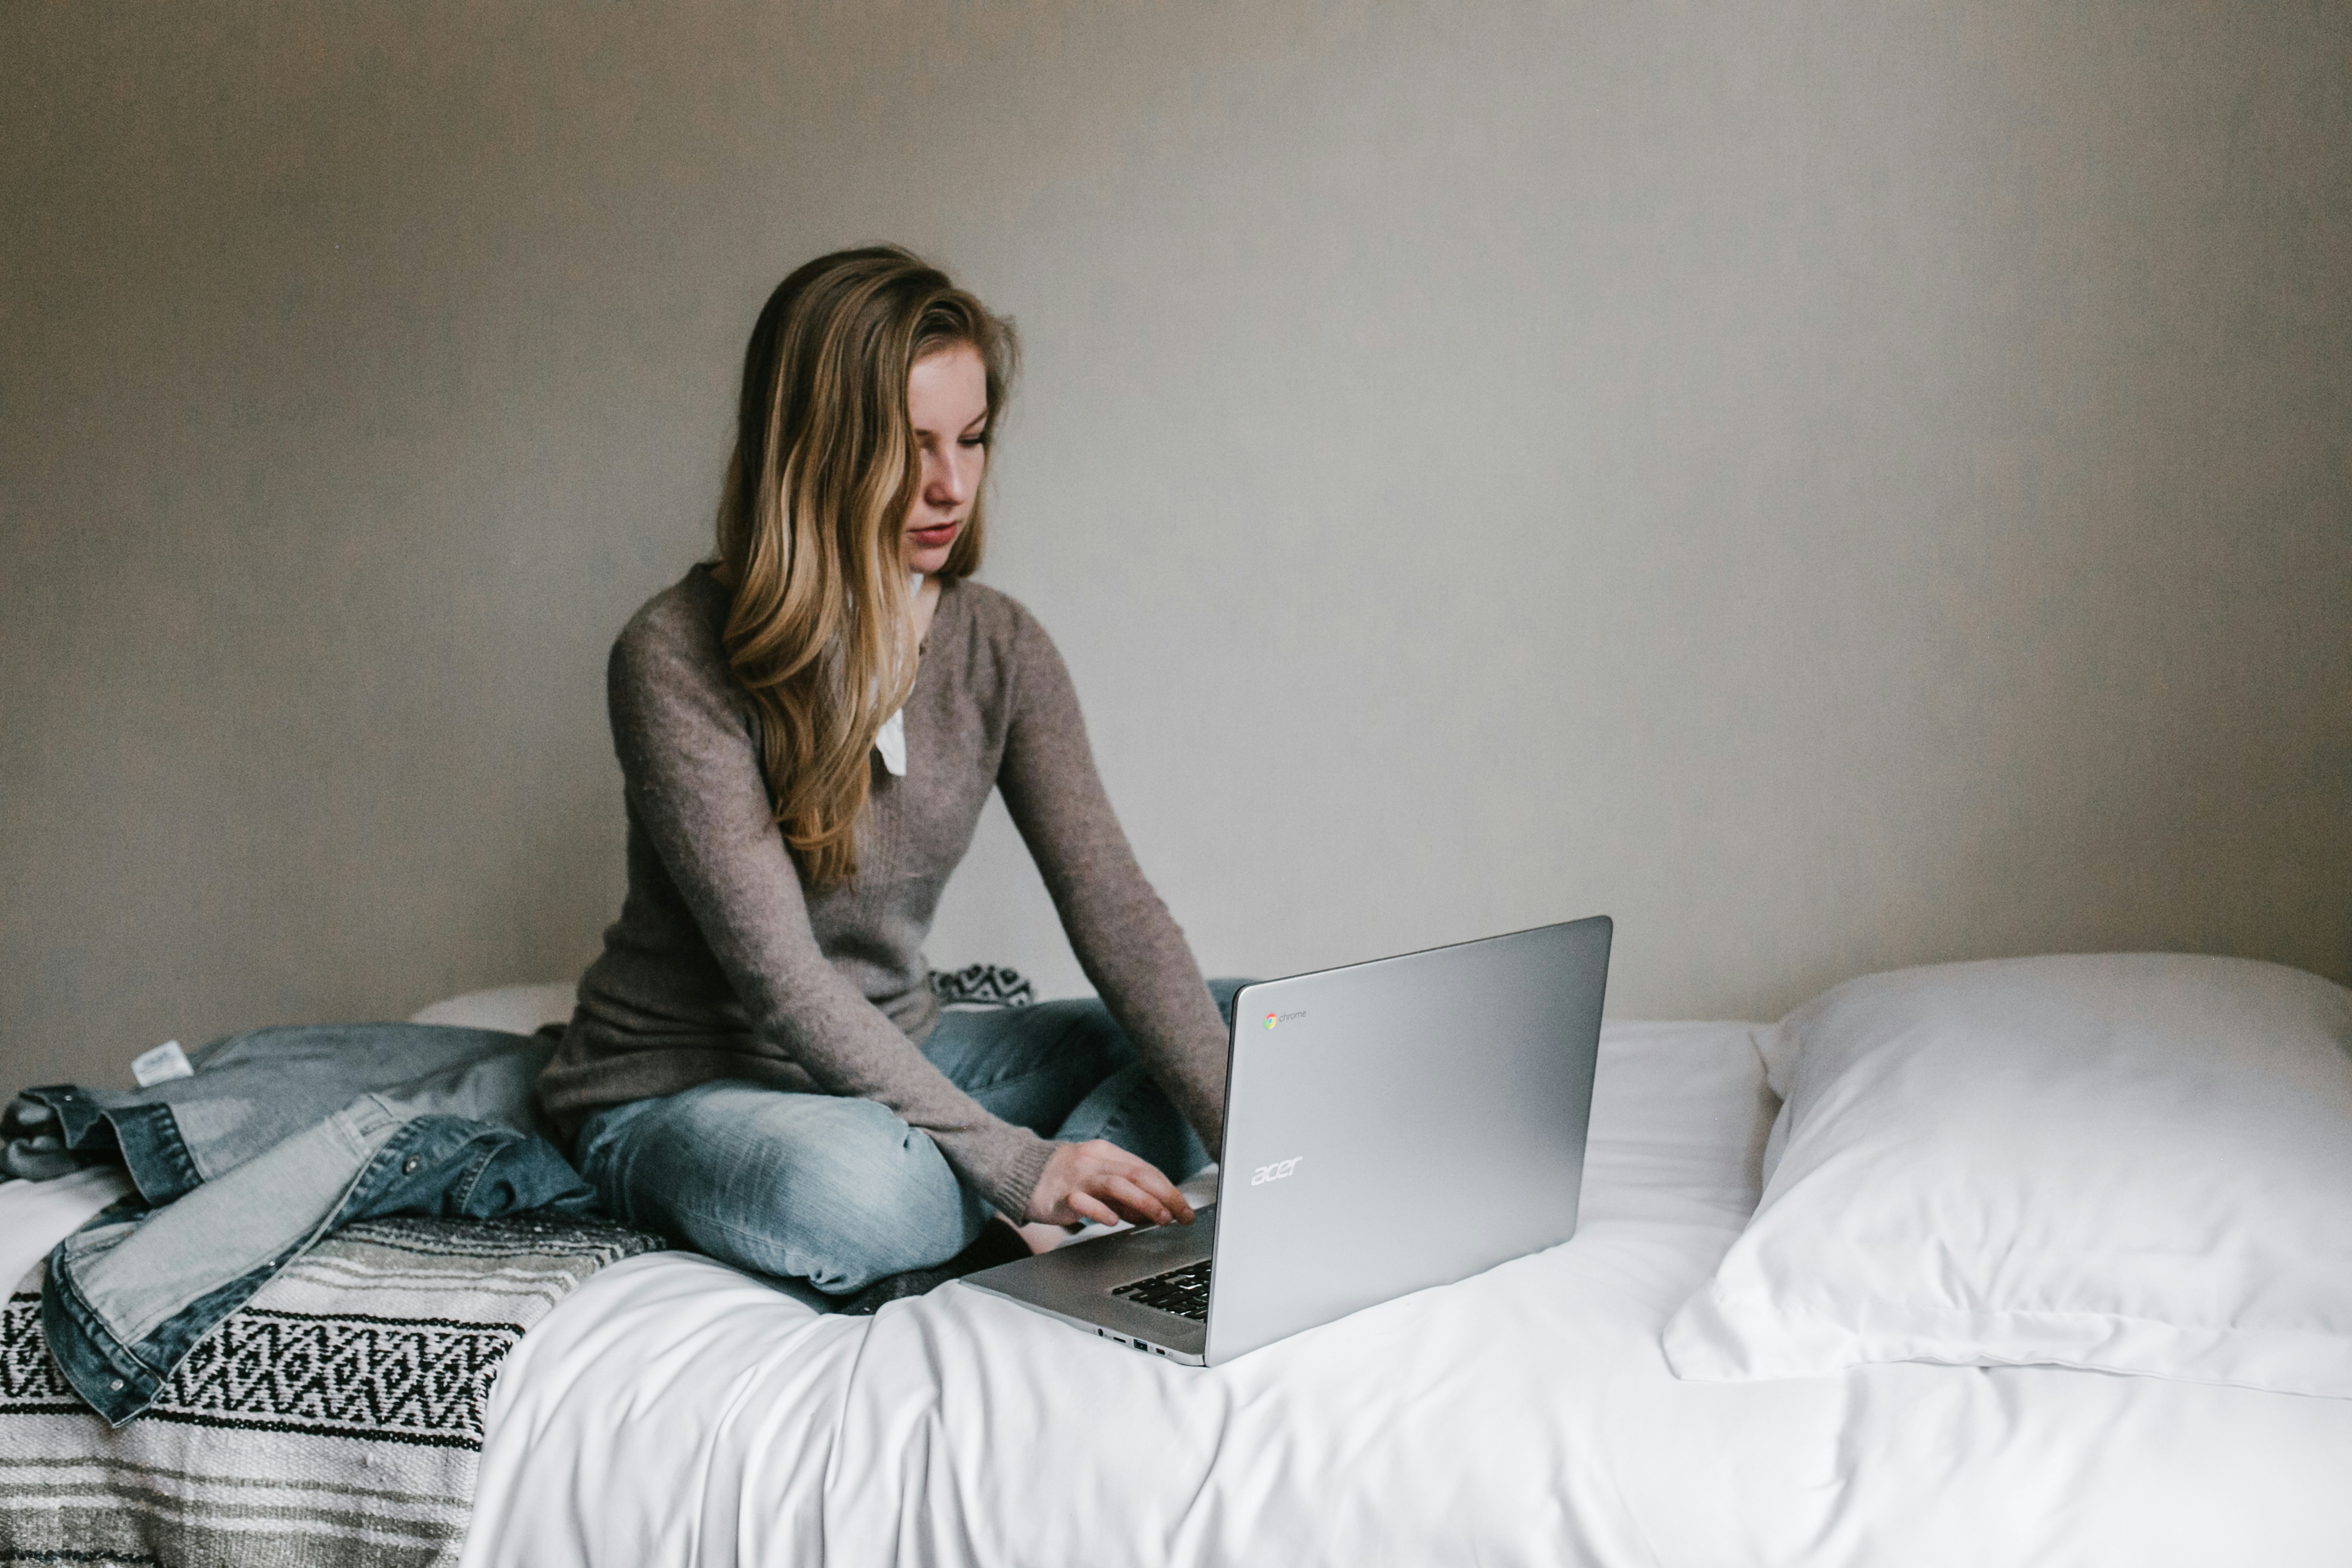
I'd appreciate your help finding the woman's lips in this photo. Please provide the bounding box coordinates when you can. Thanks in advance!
[909,521,960,546]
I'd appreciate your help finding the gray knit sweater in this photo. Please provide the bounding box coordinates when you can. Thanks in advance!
[536,565,1229,1218]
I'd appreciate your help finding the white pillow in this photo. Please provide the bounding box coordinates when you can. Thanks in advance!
[407,981,578,1034]
[1663,953,2352,1397]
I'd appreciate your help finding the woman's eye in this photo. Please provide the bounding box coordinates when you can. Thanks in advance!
[958,436,987,449]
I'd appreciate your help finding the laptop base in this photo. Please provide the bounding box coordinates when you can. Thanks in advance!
[962,1205,1215,1363]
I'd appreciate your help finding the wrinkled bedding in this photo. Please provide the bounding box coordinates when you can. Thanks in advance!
[456,1021,2352,1566]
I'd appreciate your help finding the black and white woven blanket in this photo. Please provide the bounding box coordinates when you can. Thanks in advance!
[0,1212,662,1568]
[930,962,1036,1010]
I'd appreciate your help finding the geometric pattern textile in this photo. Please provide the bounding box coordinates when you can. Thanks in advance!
[1,1212,662,1568]
[929,962,1036,1010]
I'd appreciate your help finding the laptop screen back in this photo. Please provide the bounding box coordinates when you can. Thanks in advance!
[1203,916,1612,1364]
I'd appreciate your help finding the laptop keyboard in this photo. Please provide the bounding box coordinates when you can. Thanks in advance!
[1111,1259,1213,1321]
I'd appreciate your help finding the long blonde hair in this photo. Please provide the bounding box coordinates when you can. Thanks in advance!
[711,247,1016,890]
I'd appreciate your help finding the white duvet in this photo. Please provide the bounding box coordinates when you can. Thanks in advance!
[457,1022,2352,1566]
[12,1023,2350,1565]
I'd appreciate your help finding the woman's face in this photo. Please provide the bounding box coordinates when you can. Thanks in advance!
[903,342,989,575]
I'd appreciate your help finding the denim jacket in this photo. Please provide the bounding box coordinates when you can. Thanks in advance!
[8,1024,596,1426]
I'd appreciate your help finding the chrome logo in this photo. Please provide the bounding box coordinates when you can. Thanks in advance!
[1263,1013,1278,1030]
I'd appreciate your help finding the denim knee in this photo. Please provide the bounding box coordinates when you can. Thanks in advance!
[575,1083,988,1294]
[1053,1062,1211,1183]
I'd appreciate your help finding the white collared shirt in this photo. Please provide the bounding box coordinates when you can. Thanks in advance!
[873,573,922,777]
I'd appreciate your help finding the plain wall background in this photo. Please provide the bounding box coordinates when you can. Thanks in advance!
[5,2,2347,1091]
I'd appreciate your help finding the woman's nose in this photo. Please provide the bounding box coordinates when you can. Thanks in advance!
[927,450,975,506]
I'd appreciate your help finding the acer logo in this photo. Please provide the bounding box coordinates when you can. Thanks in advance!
[1250,1156,1305,1186]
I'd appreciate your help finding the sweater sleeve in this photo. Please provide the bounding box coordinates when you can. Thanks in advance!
[608,615,1056,1219]
[994,611,1230,1158]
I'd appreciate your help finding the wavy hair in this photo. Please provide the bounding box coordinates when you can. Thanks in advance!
[711,246,1016,889]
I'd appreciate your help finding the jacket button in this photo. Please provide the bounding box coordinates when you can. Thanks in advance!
[402,1156,420,1175]
[111,1379,125,1391]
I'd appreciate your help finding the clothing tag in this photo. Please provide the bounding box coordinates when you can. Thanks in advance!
[131,1040,194,1087]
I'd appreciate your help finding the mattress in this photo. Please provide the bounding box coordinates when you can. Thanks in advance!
[13,1022,2352,1565]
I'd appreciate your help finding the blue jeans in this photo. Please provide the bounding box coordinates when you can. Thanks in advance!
[573,980,1248,1294]
[17,1025,593,1425]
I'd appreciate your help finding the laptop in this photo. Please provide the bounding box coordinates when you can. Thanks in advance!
[963,915,1612,1365]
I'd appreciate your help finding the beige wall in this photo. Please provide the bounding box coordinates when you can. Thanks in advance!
[5,3,2347,1092]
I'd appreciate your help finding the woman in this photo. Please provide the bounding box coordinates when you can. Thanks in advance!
[536,247,1237,1307]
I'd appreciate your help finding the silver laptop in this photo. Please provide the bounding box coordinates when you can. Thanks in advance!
[963,916,1612,1365]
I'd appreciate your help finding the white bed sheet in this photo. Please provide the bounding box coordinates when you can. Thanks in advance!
[10,1025,2350,1565]
[454,1021,2352,1567]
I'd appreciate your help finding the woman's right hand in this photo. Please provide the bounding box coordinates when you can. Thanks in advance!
[1027,1139,1195,1231]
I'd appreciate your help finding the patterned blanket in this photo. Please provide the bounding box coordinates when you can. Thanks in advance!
[0,1211,662,1568]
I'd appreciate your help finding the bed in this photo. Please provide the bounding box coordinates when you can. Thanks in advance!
[10,971,2352,1566]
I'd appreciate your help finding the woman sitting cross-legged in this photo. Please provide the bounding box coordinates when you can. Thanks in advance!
[535,246,1239,1310]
